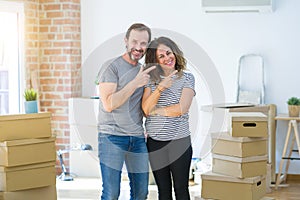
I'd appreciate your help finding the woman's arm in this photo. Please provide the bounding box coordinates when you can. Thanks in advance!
[152,87,195,117]
[142,86,165,116]
[142,71,177,116]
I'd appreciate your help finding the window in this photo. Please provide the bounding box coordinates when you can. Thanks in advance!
[0,2,24,114]
[0,70,8,113]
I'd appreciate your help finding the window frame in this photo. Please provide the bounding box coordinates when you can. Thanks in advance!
[0,1,24,114]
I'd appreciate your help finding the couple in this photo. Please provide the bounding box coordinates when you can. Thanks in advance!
[97,23,195,200]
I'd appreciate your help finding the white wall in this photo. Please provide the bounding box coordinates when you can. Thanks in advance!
[81,0,300,174]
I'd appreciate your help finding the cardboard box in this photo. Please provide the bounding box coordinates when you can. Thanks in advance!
[0,162,56,192]
[0,137,56,167]
[228,112,268,137]
[211,132,267,157]
[201,171,266,200]
[212,154,267,178]
[0,113,52,141]
[0,185,57,200]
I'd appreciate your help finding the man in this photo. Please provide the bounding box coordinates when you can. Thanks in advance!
[97,23,155,200]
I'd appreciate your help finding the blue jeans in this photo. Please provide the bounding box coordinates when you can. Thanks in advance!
[98,133,149,200]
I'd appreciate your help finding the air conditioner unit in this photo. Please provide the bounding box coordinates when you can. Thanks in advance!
[201,0,274,13]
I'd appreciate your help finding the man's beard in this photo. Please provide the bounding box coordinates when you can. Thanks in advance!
[128,48,144,61]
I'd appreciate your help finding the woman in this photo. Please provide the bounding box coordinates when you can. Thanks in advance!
[142,37,195,200]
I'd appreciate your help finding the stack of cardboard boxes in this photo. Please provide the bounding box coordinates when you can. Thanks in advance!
[0,113,57,200]
[201,112,268,200]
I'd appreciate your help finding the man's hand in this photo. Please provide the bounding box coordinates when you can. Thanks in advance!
[133,66,156,88]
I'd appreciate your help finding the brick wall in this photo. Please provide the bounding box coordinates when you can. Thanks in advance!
[24,0,39,83]
[22,0,82,174]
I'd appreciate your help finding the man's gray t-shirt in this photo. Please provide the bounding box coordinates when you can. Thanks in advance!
[97,56,144,136]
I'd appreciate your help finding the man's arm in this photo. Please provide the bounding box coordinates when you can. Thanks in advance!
[99,81,137,112]
[100,66,156,112]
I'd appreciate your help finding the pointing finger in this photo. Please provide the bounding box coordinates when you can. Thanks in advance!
[167,70,178,77]
[143,66,156,74]
[138,66,144,74]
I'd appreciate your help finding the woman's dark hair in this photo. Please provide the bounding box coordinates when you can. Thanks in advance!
[145,37,186,83]
[125,23,151,43]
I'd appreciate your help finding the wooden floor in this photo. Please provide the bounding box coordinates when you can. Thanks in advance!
[264,181,300,200]
[57,178,201,199]
[57,178,300,200]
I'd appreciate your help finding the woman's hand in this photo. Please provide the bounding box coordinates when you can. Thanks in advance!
[157,70,178,91]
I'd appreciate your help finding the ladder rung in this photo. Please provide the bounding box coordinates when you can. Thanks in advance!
[282,157,300,160]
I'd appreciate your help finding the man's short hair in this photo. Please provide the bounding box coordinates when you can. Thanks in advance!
[125,23,151,43]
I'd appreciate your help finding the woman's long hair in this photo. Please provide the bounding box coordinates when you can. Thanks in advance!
[144,37,186,83]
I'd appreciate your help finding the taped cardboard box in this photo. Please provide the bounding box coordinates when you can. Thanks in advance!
[0,185,57,200]
[0,137,56,167]
[212,154,267,178]
[0,162,56,192]
[0,113,52,141]
[211,132,267,157]
[201,171,266,200]
[228,112,268,137]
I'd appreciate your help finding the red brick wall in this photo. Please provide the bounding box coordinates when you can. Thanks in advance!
[22,0,82,174]
[24,1,39,80]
